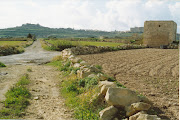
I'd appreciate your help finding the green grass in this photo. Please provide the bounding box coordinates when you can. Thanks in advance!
[60,75,106,120]
[0,62,6,67]
[27,68,32,72]
[16,74,30,86]
[0,74,31,119]
[47,40,124,47]
[0,41,27,46]
[0,40,33,56]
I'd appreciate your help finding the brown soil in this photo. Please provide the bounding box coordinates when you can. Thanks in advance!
[79,48,179,120]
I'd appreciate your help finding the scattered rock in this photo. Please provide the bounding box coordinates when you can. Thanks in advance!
[88,74,97,78]
[34,96,39,100]
[77,68,92,78]
[105,88,149,107]
[90,93,104,104]
[89,65,101,73]
[136,114,161,120]
[129,111,146,120]
[36,115,44,119]
[99,106,118,120]
[0,72,8,75]
[80,61,87,65]
[68,55,75,60]
[73,63,81,68]
[71,57,81,63]
[125,102,151,116]
[97,73,108,81]
[113,118,119,120]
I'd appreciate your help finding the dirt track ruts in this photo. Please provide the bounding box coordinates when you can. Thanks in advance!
[0,40,74,120]
[79,48,179,120]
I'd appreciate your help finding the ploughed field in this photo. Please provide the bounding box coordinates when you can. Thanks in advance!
[79,48,179,120]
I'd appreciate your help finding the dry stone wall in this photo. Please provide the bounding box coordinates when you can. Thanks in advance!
[60,48,162,120]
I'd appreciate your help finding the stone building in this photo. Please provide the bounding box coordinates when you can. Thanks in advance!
[143,21,177,47]
[130,27,144,33]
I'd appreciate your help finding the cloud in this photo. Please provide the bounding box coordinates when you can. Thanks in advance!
[0,0,179,32]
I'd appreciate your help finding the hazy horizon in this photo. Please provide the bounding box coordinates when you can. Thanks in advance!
[0,0,180,32]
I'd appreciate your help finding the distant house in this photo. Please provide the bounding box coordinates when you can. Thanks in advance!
[143,21,177,47]
[130,27,144,33]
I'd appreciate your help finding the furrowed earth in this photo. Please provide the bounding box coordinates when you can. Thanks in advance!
[79,48,179,120]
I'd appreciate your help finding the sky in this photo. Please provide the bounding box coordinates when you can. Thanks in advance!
[0,0,180,33]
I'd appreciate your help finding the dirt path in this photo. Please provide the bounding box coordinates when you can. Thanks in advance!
[0,40,60,65]
[23,65,73,120]
[0,40,74,119]
[79,48,179,120]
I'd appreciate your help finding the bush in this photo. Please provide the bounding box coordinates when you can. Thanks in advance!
[16,74,30,86]
[78,77,98,89]
[95,65,102,70]
[0,62,6,67]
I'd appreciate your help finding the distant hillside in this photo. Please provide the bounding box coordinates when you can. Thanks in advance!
[0,23,135,38]
[0,23,178,40]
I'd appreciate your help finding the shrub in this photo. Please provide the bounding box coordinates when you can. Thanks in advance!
[16,74,30,86]
[66,83,78,92]
[0,62,6,67]
[78,77,98,89]
[95,65,102,71]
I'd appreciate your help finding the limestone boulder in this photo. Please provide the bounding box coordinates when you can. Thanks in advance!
[136,114,161,120]
[97,73,108,81]
[125,102,151,116]
[88,74,97,78]
[105,88,148,107]
[99,106,118,120]
[73,63,81,68]
[129,111,146,120]
[80,61,87,65]
[61,49,73,59]
[70,57,81,63]
[99,81,117,95]
[77,68,92,78]
[89,65,101,73]
[68,55,75,60]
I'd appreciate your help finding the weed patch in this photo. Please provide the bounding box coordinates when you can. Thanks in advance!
[60,75,106,120]
[0,74,31,119]
[0,62,6,67]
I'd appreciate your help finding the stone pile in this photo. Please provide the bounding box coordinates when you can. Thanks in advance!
[60,49,162,120]
[70,45,146,55]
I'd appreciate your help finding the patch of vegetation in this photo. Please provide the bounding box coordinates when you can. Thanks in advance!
[0,74,31,119]
[95,65,102,71]
[47,59,107,119]
[16,74,30,86]
[47,39,124,48]
[115,81,126,88]
[27,68,32,72]
[0,40,33,56]
[0,62,6,67]
[60,75,106,120]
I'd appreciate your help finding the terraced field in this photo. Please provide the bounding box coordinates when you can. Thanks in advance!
[79,48,179,120]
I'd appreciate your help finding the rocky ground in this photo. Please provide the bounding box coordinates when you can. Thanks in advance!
[79,48,179,120]
[0,40,74,120]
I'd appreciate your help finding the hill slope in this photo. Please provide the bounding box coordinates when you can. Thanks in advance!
[0,23,125,38]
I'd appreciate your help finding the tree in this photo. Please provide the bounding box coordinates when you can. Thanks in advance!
[27,33,33,39]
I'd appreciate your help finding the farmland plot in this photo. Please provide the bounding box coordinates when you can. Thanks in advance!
[79,48,179,120]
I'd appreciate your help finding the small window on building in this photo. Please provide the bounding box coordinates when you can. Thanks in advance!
[159,25,161,27]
